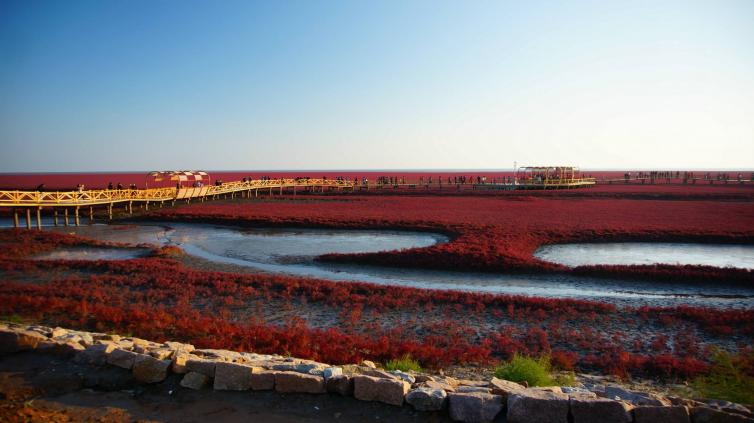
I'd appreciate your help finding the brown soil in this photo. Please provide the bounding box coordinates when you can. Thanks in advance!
[0,351,451,423]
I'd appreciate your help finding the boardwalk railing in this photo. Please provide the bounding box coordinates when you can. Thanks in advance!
[0,178,354,207]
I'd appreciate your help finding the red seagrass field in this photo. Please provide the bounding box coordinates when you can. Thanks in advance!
[1,175,753,381]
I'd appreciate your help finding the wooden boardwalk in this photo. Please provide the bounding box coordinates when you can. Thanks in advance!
[0,178,354,229]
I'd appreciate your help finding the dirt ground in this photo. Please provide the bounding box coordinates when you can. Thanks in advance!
[0,351,453,423]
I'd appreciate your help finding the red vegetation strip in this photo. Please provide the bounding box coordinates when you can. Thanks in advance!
[1,230,753,379]
[146,194,754,284]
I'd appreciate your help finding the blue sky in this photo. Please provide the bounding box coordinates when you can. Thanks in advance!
[1,0,753,171]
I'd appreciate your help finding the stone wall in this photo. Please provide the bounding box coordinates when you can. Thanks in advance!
[1,322,751,423]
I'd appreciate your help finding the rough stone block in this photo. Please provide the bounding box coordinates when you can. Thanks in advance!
[185,357,217,378]
[406,387,447,411]
[323,367,342,380]
[448,392,503,422]
[570,396,633,423]
[275,371,326,394]
[250,370,277,391]
[132,354,171,384]
[489,377,525,400]
[74,343,116,366]
[507,389,570,423]
[0,329,47,353]
[171,351,190,374]
[603,386,670,406]
[213,362,254,391]
[690,406,752,423]
[107,348,140,369]
[180,372,209,390]
[353,375,410,406]
[633,406,690,423]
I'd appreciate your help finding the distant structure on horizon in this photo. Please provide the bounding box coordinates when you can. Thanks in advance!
[514,165,595,189]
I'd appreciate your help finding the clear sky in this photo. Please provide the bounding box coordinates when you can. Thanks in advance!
[1,0,753,172]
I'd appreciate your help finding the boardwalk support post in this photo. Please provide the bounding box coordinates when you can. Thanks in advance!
[13,210,19,228]
[25,208,31,229]
[74,207,80,226]
[53,210,58,226]
[36,207,42,230]
[64,208,69,227]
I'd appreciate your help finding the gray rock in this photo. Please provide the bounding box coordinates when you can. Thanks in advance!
[457,379,489,387]
[213,362,255,391]
[691,407,753,423]
[323,367,343,380]
[507,389,570,423]
[390,370,416,384]
[171,351,190,374]
[406,387,447,411]
[132,354,171,383]
[570,396,633,423]
[603,385,670,406]
[562,386,597,396]
[149,348,173,360]
[0,328,47,353]
[107,348,140,369]
[703,400,753,418]
[275,371,325,394]
[353,375,410,406]
[361,369,400,380]
[185,357,217,378]
[448,392,503,422]
[414,374,435,383]
[180,372,209,390]
[326,375,354,396]
[164,341,194,353]
[423,379,456,392]
[272,362,327,375]
[194,348,244,362]
[51,327,68,338]
[634,405,690,423]
[489,377,525,400]
[93,333,121,342]
[456,386,491,394]
[250,370,277,391]
[75,343,116,365]
[361,360,376,368]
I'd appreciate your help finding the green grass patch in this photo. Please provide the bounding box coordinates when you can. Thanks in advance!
[494,354,575,387]
[691,349,754,405]
[1,314,25,324]
[384,355,422,372]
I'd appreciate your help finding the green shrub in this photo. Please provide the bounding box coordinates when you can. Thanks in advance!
[1,314,24,324]
[384,355,422,372]
[691,349,754,405]
[494,354,554,387]
[553,371,576,387]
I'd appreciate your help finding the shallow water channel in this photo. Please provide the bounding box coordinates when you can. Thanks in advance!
[535,243,754,270]
[10,220,754,308]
